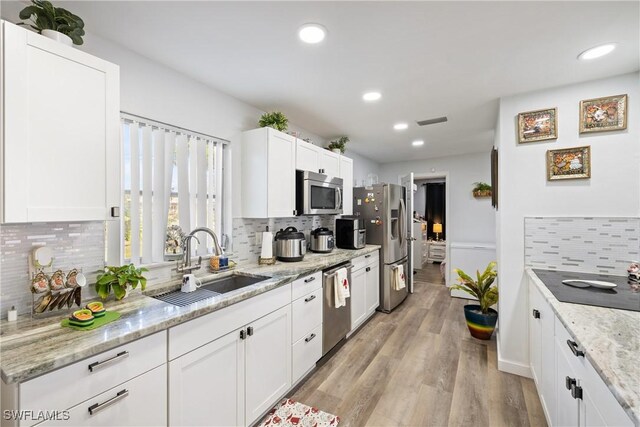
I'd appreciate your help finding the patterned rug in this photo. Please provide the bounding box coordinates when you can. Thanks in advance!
[258,398,340,426]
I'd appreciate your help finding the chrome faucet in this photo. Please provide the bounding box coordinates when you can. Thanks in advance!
[177,227,223,273]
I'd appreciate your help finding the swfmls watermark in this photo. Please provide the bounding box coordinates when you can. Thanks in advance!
[3,410,71,422]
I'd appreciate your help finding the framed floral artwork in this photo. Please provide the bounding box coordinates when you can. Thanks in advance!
[579,94,627,133]
[517,107,558,143]
[546,146,591,181]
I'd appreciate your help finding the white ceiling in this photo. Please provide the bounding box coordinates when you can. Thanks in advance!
[9,1,640,163]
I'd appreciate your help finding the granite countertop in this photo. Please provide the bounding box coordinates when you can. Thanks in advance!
[527,268,640,425]
[0,245,380,384]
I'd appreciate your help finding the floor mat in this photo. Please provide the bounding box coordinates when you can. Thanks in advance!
[258,398,340,427]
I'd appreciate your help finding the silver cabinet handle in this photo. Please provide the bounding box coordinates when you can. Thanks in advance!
[304,276,316,283]
[88,389,129,415]
[305,333,316,343]
[304,295,316,303]
[88,351,129,372]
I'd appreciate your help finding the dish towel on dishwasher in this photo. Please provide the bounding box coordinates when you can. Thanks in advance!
[393,265,406,291]
[334,267,350,308]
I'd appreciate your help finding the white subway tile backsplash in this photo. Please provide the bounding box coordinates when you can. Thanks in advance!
[524,217,639,276]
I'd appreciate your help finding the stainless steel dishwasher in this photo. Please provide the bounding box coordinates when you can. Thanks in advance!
[322,261,352,355]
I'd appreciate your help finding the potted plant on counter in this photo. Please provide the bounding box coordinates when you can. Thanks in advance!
[18,0,85,46]
[472,182,492,198]
[95,264,148,300]
[258,111,289,132]
[327,136,349,154]
[451,261,498,340]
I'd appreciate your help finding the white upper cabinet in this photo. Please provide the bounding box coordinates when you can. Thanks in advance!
[1,21,120,223]
[242,128,296,218]
[295,139,342,178]
[339,156,354,215]
[319,150,340,177]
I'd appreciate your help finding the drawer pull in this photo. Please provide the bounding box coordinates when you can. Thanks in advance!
[366,267,371,272]
[566,339,585,357]
[304,276,316,283]
[88,351,129,372]
[305,333,316,343]
[88,389,129,415]
[365,255,371,258]
[304,295,317,303]
[532,309,540,319]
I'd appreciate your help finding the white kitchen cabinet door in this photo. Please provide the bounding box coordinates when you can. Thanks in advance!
[581,387,607,427]
[245,305,292,426]
[528,282,542,386]
[169,329,244,427]
[319,150,340,178]
[242,128,296,218]
[296,140,321,173]
[365,260,380,314]
[556,334,580,427]
[350,267,367,331]
[1,21,120,223]
[42,365,166,427]
[339,156,354,215]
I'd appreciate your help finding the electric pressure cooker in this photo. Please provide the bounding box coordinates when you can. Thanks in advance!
[309,227,335,253]
[275,227,306,262]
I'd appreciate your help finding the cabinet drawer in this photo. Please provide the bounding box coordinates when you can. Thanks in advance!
[292,324,322,384]
[20,332,166,424]
[42,365,167,427]
[352,252,378,272]
[292,288,322,343]
[554,317,588,378]
[430,246,446,254]
[291,272,322,301]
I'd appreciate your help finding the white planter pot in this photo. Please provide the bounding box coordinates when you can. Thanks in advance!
[332,148,341,154]
[41,30,73,47]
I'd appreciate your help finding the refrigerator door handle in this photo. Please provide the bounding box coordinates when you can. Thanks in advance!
[399,197,406,248]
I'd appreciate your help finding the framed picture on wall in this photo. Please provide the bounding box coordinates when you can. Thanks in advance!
[579,94,627,133]
[546,146,591,181]
[517,107,558,143]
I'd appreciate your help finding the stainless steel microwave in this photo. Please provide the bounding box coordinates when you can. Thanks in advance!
[296,170,343,215]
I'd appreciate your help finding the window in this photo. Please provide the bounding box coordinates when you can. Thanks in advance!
[117,114,227,265]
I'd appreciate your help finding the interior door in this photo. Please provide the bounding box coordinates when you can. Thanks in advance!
[400,173,415,293]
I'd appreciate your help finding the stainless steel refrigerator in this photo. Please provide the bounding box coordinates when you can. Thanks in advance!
[353,184,409,312]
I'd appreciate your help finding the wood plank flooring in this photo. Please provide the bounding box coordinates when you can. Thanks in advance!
[291,263,547,427]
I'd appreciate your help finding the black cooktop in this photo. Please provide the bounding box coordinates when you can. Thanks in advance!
[532,269,640,312]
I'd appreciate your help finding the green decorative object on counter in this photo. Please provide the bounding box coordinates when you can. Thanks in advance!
[472,182,492,198]
[451,261,499,340]
[18,0,85,45]
[327,136,349,154]
[61,311,121,331]
[258,111,289,132]
[95,264,148,300]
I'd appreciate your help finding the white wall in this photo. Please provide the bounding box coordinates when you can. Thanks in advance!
[378,152,496,244]
[344,149,382,186]
[495,72,640,376]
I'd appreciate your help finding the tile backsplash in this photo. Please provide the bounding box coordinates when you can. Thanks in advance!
[524,217,639,276]
[0,222,105,317]
[232,216,334,263]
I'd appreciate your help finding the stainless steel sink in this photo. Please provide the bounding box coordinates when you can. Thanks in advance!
[152,273,269,307]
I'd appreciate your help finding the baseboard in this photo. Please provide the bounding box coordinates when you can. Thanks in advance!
[496,331,532,378]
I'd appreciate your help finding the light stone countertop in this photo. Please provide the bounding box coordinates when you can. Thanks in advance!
[0,245,380,384]
[527,268,640,425]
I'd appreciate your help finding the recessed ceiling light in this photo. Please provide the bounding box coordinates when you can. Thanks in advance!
[394,123,408,130]
[298,24,326,44]
[363,91,382,102]
[412,140,424,147]
[578,43,616,60]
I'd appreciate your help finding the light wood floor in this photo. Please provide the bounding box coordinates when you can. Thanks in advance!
[291,263,547,427]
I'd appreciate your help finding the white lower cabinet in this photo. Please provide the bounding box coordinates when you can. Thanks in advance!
[290,274,323,385]
[365,260,380,314]
[528,274,633,427]
[350,267,367,330]
[43,365,166,427]
[350,253,380,332]
[292,324,322,384]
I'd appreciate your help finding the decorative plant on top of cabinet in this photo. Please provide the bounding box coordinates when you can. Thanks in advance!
[327,136,349,154]
[95,264,148,300]
[258,111,289,132]
[451,261,498,340]
[18,0,85,46]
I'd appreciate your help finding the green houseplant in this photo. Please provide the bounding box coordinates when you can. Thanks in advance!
[451,261,499,340]
[327,136,349,154]
[18,0,85,46]
[96,264,148,300]
[258,111,288,132]
[472,182,492,198]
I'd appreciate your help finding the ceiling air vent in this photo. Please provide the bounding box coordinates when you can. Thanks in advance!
[416,116,448,126]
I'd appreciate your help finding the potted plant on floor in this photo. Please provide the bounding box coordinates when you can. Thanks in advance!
[18,0,85,46]
[451,261,498,340]
[95,264,148,300]
[472,182,492,198]
[327,136,349,154]
[258,111,289,132]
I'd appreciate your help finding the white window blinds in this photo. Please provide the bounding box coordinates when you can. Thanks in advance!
[121,115,225,265]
